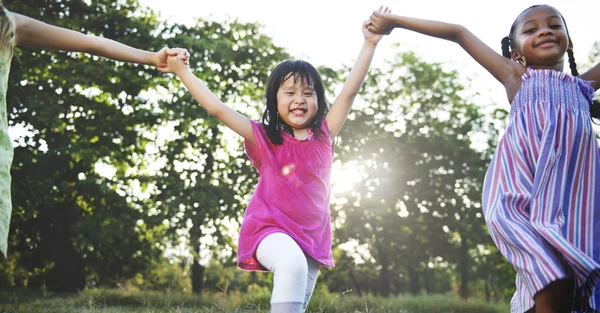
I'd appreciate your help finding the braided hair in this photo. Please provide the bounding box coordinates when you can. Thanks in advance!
[500,5,600,120]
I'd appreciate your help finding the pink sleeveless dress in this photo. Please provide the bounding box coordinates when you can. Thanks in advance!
[482,69,600,313]
[237,120,335,271]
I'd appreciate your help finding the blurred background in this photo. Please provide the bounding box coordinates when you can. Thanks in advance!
[1,0,598,311]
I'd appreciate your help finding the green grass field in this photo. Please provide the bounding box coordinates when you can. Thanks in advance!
[0,288,509,313]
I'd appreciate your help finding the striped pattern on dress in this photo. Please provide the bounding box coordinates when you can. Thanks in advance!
[482,69,600,313]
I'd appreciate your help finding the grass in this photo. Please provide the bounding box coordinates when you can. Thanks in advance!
[0,288,509,313]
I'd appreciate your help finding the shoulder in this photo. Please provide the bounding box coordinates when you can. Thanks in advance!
[505,65,527,104]
[319,118,330,136]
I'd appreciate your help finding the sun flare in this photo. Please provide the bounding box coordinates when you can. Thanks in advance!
[331,160,363,195]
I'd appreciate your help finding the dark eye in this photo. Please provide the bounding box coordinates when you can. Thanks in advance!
[550,24,562,29]
[524,28,536,34]
[304,92,314,96]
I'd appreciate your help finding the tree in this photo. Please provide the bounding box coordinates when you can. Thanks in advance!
[5,0,174,292]
[332,49,496,298]
[109,15,291,294]
[4,0,290,293]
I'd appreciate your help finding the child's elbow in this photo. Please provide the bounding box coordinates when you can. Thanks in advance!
[207,104,225,118]
[451,24,469,43]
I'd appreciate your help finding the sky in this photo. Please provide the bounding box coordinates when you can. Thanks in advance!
[140,0,600,107]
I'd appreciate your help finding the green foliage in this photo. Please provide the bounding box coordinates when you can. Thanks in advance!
[202,260,273,294]
[586,41,600,69]
[5,0,168,292]
[2,0,290,294]
[132,12,291,293]
[0,0,531,301]
[120,260,192,292]
[326,49,504,299]
[0,289,509,313]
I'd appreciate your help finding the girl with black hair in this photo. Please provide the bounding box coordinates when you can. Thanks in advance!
[368,4,600,313]
[163,7,387,312]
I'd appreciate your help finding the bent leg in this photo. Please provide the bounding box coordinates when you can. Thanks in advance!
[533,279,573,313]
[257,232,309,313]
[301,257,320,312]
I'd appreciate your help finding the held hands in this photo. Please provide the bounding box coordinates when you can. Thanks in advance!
[366,6,395,35]
[363,6,391,44]
[160,48,191,74]
[154,47,189,70]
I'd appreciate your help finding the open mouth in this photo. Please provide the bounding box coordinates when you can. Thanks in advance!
[290,108,307,115]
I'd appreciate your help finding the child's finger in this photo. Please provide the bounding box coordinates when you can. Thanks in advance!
[166,47,180,55]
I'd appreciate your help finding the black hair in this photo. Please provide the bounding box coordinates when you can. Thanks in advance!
[261,60,329,145]
[500,5,600,120]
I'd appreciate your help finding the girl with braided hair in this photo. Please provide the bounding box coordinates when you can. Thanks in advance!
[0,3,186,260]
[368,4,600,313]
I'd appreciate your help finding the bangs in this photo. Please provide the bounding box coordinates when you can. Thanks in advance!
[276,60,318,88]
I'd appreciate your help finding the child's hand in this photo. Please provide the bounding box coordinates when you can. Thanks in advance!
[366,6,394,35]
[154,47,189,70]
[363,6,391,45]
[160,49,191,74]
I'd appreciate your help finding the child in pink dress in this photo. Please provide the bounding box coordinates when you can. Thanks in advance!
[164,7,388,313]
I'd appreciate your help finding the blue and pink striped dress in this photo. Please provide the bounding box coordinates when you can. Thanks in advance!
[482,69,600,313]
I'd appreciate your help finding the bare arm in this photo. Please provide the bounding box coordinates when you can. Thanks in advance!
[368,12,525,99]
[14,13,179,68]
[580,63,600,91]
[166,53,254,144]
[326,14,386,139]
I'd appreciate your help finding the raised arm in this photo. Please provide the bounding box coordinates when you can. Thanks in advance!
[367,11,524,97]
[326,9,387,139]
[13,13,180,69]
[164,52,255,144]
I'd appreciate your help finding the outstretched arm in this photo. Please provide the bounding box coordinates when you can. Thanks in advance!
[14,13,182,69]
[367,11,524,96]
[326,8,388,139]
[164,52,255,144]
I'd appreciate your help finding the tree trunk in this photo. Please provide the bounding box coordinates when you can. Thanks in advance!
[348,265,363,296]
[191,260,205,293]
[423,267,431,294]
[485,276,490,302]
[376,240,391,297]
[45,206,85,292]
[407,266,420,295]
[458,234,469,300]
[189,223,204,294]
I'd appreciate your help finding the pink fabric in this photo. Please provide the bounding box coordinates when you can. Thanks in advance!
[237,120,334,271]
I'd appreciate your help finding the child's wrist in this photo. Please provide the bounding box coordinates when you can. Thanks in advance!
[150,51,160,67]
[364,39,378,47]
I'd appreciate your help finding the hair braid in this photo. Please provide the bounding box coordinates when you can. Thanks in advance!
[566,42,600,120]
[501,36,512,59]
[566,47,578,76]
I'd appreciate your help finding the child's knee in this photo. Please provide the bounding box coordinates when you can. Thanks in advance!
[275,255,309,279]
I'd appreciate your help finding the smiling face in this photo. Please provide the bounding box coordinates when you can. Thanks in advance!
[276,72,318,133]
[511,5,569,70]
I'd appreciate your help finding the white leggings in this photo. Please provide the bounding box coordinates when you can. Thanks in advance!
[256,232,321,312]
